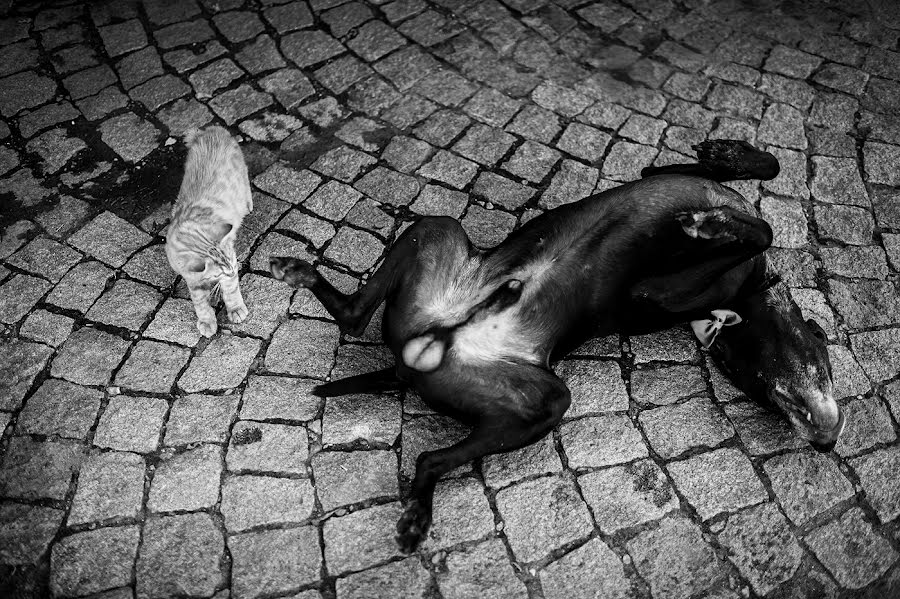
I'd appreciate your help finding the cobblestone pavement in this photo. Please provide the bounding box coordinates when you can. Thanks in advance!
[1,0,900,597]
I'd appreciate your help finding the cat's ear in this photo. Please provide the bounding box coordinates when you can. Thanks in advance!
[208,221,233,244]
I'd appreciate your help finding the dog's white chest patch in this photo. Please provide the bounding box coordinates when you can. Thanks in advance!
[452,309,538,365]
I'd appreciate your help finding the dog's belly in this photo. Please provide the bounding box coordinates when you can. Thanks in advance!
[451,307,543,366]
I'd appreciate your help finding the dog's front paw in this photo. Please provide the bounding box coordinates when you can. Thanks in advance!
[197,318,217,337]
[676,209,735,241]
[396,499,431,554]
[228,303,249,323]
[270,256,318,288]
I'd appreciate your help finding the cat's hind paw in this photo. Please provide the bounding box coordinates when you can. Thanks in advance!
[228,304,249,323]
[197,318,218,337]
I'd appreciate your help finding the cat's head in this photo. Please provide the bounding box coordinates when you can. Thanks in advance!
[169,220,238,286]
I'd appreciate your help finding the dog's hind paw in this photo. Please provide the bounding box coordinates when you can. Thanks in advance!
[676,209,736,241]
[396,499,431,554]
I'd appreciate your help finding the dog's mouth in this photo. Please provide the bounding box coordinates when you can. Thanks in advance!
[771,389,845,452]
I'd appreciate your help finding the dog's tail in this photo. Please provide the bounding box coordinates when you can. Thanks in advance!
[312,367,404,397]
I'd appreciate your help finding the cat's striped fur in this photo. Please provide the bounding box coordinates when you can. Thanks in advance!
[166,126,253,337]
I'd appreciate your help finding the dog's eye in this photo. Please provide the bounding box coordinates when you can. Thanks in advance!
[806,318,827,341]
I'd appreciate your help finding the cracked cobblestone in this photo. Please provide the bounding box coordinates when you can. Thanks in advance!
[1,1,898,596]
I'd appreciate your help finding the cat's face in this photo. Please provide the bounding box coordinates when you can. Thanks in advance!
[179,248,237,288]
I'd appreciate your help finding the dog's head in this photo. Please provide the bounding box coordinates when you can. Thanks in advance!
[707,284,844,452]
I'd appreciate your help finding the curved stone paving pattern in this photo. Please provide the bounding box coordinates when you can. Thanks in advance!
[0,0,899,597]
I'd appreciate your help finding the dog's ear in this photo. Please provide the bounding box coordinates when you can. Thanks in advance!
[806,318,827,341]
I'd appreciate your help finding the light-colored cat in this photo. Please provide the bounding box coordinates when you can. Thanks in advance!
[165,126,252,337]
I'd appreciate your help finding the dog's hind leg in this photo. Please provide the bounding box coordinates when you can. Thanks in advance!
[312,367,404,397]
[395,364,571,552]
[641,140,779,182]
[631,206,773,313]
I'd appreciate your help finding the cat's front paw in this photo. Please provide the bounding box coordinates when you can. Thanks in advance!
[228,303,249,323]
[197,318,218,337]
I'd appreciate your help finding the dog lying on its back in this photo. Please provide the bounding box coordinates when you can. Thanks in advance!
[270,140,843,552]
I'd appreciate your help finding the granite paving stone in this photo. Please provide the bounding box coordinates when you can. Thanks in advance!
[68,451,145,525]
[420,476,493,550]
[438,539,527,599]
[0,274,51,324]
[0,503,65,565]
[0,437,84,501]
[179,334,261,392]
[806,508,898,589]
[324,502,404,574]
[324,393,402,448]
[627,516,722,599]
[94,396,168,454]
[560,414,647,468]
[0,71,57,116]
[336,557,431,599]
[240,375,322,422]
[850,445,900,523]
[667,448,767,519]
[471,171,535,210]
[51,327,131,386]
[68,211,152,267]
[851,327,900,382]
[723,400,805,455]
[116,46,163,90]
[50,526,140,597]
[226,421,308,474]
[554,359,628,416]
[539,538,633,599]
[578,458,678,533]
[26,128,88,174]
[148,444,222,512]
[221,475,315,531]
[631,365,706,406]
[539,160,599,209]
[19,309,75,347]
[503,140,560,183]
[136,513,224,599]
[834,396,896,457]
[821,246,888,279]
[266,319,339,378]
[763,450,854,525]
[815,204,874,245]
[16,379,101,440]
[86,279,164,330]
[481,434,563,489]
[209,84,274,124]
[144,298,203,347]
[99,112,161,162]
[229,526,322,597]
[0,339,54,411]
[312,450,398,511]
[717,503,804,595]
[640,397,736,459]
[115,340,190,393]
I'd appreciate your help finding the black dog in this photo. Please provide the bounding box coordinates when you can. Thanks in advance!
[270,140,844,552]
